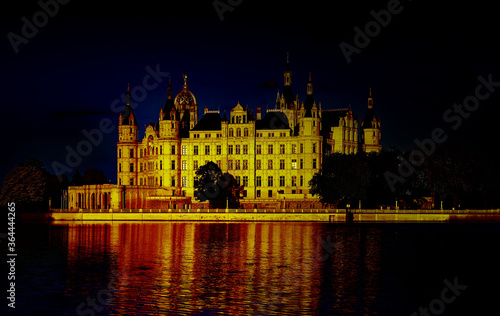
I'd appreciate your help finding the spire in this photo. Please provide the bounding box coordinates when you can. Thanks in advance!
[307,72,313,96]
[284,52,291,86]
[368,87,373,109]
[182,74,188,90]
[126,83,131,106]
[167,76,172,99]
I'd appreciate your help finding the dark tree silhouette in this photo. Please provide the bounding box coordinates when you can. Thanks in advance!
[194,161,242,208]
[83,168,107,185]
[0,158,49,212]
[309,153,370,208]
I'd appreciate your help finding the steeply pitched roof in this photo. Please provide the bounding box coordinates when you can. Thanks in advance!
[191,112,222,131]
[256,111,290,130]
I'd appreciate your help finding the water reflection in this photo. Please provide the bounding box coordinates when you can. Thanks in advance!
[50,222,385,315]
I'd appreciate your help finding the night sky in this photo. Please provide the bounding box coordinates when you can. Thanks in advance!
[2,0,500,184]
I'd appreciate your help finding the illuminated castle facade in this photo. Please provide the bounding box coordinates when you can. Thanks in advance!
[67,59,381,210]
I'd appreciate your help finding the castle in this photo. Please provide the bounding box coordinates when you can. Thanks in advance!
[67,58,381,210]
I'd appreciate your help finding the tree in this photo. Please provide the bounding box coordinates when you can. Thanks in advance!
[0,159,49,212]
[194,161,242,208]
[309,153,370,207]
[83,168,107,185]
[70,169,84,186]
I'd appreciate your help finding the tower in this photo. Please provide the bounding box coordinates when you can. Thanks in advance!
[277,53,298,129]
[118,84,139,186]
[361,88,382,153]
[173,74,198,133]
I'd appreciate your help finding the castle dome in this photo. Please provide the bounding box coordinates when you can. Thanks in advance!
[174,74,197,111]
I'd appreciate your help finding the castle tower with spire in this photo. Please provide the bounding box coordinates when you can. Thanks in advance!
[117,84,139,187]
[361,88,382,153]
[276,53,299,129]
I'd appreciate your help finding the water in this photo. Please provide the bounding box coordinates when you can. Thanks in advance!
[5,222,500,315]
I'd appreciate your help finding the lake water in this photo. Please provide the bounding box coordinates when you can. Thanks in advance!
[6,222,500,315]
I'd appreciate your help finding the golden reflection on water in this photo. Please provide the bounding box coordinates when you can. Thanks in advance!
[61,222,382,315]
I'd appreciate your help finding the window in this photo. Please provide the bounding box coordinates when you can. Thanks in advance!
[140,149,143,158]
[229,128,233,137]
[182,145,187,155]
[216,145,222,155]
[243,144,248,155]
[228,145,233,155]
[268,133,274,137]
[243,176,248,186]
[140,178,143,185]
[268,144,273,155]
[119,163,122,172]
[256,144,261,154]
[216,160,221,167]
[235,160,240,170]
[194,145,199,155]
[292,144,297,154]
[300,159,303,169]
[119,178,121,185]
[194,160,198,170]
[160,146,162,155]
[291,176,297,186]
[171,160,175,170]
[280,159,285,170]
[256,176,261,187]
[268,190,273,197]
[280,176,285,187]
[171,177,175,186]
[256,159,261,170]
[300,143,303,153]
[257,190,261,197]
[182,176,187,187]
[291,159,297,169]
[182,160,187,170]
[268,176,273,187]
[228,160,233,170]
[118,149,121,158]
[156,147,158,155]
[205,145,210,155]
[140,163,143,172]
[159,161,162,170]
[268,160,273,170]
[130,178,134,185]
[130,149,134,158]
[171,145,176,155]
[313,143,316,153]
[236,128,241,137]
[313,159,317,169]
[236,145,240,155]
[244,128,249,137]
[280,144,285,154]
[300,175,304,186]
[205,133,211,138]
[235,176,240,186]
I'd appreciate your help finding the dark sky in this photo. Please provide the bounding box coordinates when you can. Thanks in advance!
[1,0,500,184]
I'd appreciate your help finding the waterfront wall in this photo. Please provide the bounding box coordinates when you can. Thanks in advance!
[19,209,500,222]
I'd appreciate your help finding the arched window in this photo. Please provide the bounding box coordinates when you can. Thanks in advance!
[236,128,241,137]
[244,128,249,137]
[229,128,233,137]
